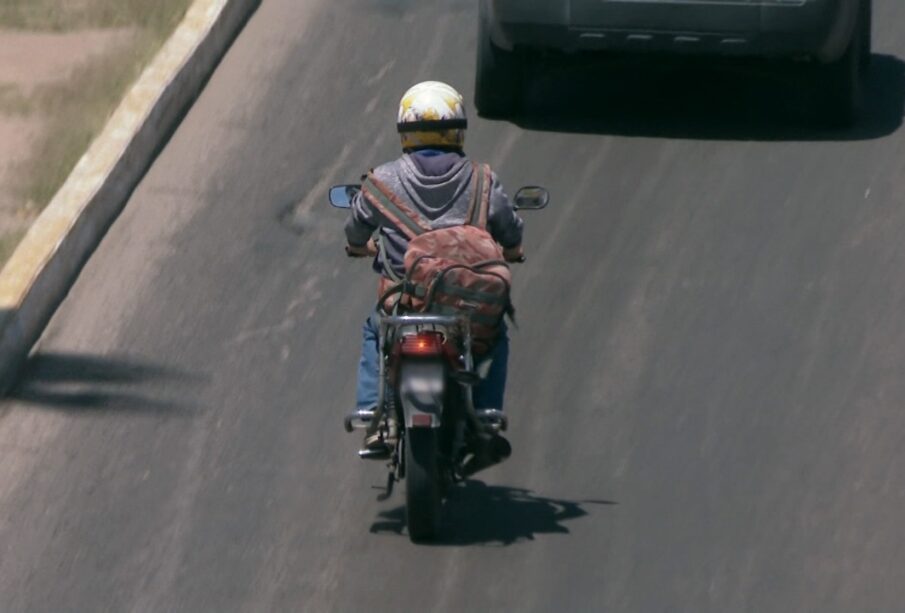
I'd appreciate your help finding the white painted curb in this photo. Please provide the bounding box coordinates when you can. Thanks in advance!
[0,0,261,392]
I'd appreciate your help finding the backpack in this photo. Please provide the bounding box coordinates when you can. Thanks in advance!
[361,162,512,353]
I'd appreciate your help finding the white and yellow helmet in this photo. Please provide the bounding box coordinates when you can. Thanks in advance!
[397,81,467,150]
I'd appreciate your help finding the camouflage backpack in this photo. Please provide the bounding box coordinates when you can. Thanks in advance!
[361,162,512,353]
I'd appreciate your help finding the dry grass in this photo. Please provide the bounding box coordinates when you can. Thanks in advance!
[2,0,191,210]
[0,0,190,36]
[0,227,25,262]
[0,83,32,114]
[21,31,159,206]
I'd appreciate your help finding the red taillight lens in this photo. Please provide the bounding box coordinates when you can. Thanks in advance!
[400,332,444,357]
[410,413,434,428]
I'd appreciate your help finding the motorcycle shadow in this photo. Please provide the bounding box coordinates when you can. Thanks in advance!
[369,480,616,546]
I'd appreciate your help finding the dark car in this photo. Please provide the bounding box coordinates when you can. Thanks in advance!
[475,0,872,125]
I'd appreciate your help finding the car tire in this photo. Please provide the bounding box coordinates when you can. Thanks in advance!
[474,8,523,118]
[810,9,864,128]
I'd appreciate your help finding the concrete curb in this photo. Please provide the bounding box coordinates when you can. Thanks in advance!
[0,0,261,393]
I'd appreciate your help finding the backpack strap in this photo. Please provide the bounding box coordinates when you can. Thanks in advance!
[376,233,402,283]
[361,172,432,240]
[466,162,492,230]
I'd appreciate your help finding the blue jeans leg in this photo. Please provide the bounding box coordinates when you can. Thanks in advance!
[356,313,510,412]
[473,328,510,411]
[355,312,381,411]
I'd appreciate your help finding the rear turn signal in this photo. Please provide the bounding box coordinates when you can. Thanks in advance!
[401,332,444,357]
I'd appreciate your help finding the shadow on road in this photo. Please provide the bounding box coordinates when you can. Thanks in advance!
[370,480,616,546]
[510,54,905,142]
[10,352,203,413]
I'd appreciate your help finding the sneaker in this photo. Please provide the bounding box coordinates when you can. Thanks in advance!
[363,431,388,451]
[460,433,512,476]
[362,417,398,452]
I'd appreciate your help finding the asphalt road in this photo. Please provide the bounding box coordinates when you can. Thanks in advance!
[3,1,905,610]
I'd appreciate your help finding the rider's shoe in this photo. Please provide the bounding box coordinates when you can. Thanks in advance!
[490,432,512,459]
[460,432,511,477]
[362,416,398,453]
[363,431,389,451]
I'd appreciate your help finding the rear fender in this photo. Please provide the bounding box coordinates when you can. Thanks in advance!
[399,362,445,429]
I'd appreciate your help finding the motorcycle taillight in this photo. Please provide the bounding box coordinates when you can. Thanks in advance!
[400,331,444,357]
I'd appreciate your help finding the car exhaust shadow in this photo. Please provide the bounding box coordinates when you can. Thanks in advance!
[370,480,616,546]
[509,53,905,142]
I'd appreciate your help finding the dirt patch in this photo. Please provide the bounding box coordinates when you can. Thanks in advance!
[0,116,39,249]
[0,28,133,93]
[0,28,132,248]
[0,116,39,200]
[0,0,190,266]
[0,0,189,33]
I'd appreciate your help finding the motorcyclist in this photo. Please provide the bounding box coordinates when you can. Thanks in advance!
[345,81,525,452]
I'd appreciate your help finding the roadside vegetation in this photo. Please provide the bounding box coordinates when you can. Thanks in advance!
[0,0,190,32]
[0,0,191,236]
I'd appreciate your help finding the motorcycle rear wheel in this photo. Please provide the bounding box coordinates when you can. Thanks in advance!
[405,428,442,541]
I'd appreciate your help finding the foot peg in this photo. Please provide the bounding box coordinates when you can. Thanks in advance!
[344,409,376,433]
[475,409,508,432]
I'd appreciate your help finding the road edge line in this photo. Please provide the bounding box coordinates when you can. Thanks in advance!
[0,0,262,393]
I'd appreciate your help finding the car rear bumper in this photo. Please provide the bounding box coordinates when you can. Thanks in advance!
[488,0,860,63]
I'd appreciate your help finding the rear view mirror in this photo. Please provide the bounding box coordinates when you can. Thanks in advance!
[329,184,361,209]
[514,186,549,211]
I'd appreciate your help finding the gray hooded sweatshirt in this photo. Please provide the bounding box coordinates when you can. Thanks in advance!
[345,151,524,279]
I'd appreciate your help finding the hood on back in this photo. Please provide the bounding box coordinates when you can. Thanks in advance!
[396,151,472,218]
[409,150,463,176]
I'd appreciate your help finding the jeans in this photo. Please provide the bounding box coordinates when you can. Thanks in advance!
[355,311,510,411]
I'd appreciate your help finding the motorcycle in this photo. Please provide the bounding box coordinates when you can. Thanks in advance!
[329,184,549,541]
